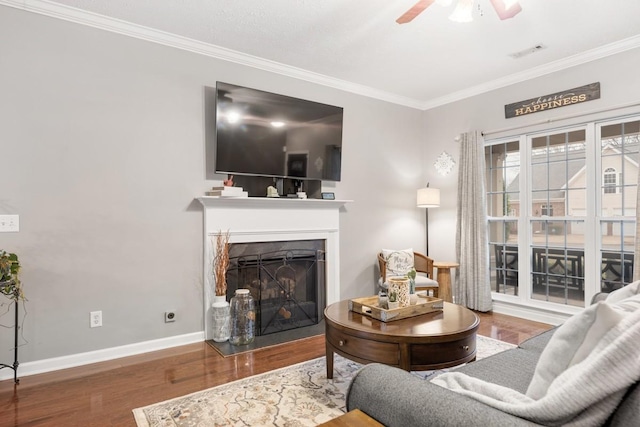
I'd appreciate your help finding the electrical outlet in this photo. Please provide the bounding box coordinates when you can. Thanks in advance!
[0,215,19,232]
[90,311,102,328]
[165,311,176,323]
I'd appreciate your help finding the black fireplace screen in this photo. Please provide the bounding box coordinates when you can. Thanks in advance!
[225,240,326,336]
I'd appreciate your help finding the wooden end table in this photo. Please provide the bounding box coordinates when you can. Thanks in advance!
[324,300,479,379]
[433,261,459,303]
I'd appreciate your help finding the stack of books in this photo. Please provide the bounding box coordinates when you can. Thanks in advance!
[205,186,248,198]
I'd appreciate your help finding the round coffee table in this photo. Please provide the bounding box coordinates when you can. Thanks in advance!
[324,300,479,379]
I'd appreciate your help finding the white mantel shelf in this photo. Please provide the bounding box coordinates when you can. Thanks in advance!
[196,196,351,209]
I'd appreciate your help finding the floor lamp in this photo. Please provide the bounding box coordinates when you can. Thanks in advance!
[417,185,440,256]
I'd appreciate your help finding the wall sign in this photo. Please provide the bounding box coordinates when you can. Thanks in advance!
[505,82,600,119]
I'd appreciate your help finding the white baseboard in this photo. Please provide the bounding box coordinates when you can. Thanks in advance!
[492,300,571,326]
[0,331,204,381]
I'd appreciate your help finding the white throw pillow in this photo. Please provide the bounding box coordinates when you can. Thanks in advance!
[605,280,640,303]
[381,248,414,277]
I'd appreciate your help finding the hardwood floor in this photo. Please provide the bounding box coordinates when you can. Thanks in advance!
[0,311,552,427]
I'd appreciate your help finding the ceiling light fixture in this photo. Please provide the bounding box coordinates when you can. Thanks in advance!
[270,121,285,128]
[397,0,522,24]
[489,0,522,19]
[448,0,474,23]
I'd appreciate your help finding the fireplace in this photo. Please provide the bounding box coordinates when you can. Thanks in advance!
[197,196,348,341]
[226,240,326,336]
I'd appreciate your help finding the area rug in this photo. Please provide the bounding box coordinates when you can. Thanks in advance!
[133,335,516,427]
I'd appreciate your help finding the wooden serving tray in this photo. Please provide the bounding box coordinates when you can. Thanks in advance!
[348,295,443,322]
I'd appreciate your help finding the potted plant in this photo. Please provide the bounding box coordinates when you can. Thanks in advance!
[0,250,23,300]
[388,291,399,309]
[407,268,418,305]
[407,268,417,293]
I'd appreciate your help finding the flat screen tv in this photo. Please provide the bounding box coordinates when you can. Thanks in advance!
[210,82,343,181]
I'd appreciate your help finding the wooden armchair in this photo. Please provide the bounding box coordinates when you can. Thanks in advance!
[377,251,439,297]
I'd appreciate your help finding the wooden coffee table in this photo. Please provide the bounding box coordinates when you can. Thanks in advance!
[324,300,479,379]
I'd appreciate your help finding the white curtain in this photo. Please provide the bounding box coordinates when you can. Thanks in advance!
[455,131,493,311]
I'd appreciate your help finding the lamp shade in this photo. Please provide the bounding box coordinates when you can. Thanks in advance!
[417,187,441,208]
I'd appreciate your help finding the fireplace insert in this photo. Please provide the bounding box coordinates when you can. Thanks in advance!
[225,240,326,336]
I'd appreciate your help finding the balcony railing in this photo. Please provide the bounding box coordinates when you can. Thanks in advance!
[492,244,634,296]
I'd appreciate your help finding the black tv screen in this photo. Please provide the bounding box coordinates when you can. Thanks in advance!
[210,82,343,181]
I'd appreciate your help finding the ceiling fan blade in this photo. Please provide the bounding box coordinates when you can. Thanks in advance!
[489,0,522,20]
[396,0,437,24]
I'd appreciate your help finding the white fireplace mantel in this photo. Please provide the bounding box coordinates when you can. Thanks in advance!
[197,196,349,209]
[196,196,350,340]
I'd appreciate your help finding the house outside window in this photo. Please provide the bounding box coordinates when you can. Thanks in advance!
[486,116,639,310]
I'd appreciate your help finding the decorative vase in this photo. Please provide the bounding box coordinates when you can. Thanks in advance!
[409,277,418,305]
[229,289,256,346]
[211,295,230,342]
[388,277,411,307]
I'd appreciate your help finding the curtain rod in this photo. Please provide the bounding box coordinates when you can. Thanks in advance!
[481,100,640,138]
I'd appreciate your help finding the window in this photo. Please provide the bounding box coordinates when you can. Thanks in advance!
[599,119,639,292]
[529,129,586,307]
[603,167,617,194]
[486,117,639,309]
[486,141,520,296]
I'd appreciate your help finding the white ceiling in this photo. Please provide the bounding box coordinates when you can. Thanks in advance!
[9,0,640,109]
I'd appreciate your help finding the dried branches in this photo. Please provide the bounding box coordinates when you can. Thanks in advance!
[213,230,230,297]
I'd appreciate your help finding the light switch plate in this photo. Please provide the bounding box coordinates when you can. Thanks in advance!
[0,215,19,232]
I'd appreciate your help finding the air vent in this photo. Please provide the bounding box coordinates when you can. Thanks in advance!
[509,44,546,59]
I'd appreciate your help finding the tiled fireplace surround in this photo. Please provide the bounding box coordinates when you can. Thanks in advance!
[197,197,347,341]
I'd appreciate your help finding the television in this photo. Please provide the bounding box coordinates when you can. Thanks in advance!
[207,82,343,182]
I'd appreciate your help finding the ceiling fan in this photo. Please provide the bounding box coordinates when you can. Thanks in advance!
[396,0,522,24]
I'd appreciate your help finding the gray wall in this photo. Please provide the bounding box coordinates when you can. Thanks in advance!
[6,4,637,368]
[422,48,640,265]
[0,6,427,365]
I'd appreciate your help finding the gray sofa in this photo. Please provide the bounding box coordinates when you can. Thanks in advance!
[346,319,640,426]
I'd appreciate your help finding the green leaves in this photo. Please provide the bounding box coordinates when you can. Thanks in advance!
[0,250,23,300]
[388,291,398,302]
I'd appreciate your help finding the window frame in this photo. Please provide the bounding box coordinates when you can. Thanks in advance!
[486,115,639,315]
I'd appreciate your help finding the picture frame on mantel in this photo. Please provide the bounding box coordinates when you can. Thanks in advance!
[321,192,335,200]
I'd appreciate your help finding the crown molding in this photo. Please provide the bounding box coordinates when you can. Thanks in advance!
[0,0,425,109]
[3,0,640,112]
[421,34,640,110]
